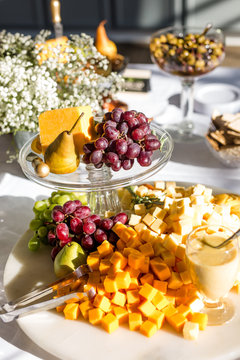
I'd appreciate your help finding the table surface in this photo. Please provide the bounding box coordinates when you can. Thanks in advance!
[1,64,240,360]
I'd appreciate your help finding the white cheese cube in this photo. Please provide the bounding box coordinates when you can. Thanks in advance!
[183,321,199,340]
[128,214,142,226]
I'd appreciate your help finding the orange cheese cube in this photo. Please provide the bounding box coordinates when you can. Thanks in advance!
[139,256,150,273]
[139,283,158,301]
[87,252,100,271]
[168,272,183,290]
[101,313,119,333]
[126,237,142,249]
[168,313,187,332]
[126,290,140,305]
[125,266,141,278]
[129,312,143,331]
[79,300,93,319]
[139,242,155,257]
[176,260,187,273]
[153,280,168,294]
[180,271,192,285]
[122,247,139,258]
[175,244,186,260]
[113,306,129,324]
[112,222,127,237]
[140,320,158,337]
[56,304,65,313]
[111,291,126,307]
[115,271,131,290]
[97,283,107,296]
[128,277,139,290]
[110,251,128,269]
[152,291,169,310]
[121,227,137,243]
[39,106,95,154]
[128,252,145,270]
[138,300,156,317]
[63,303,80,320]
[88,308,105,325]
[161,304,178,321]
[148,310,165,329]
[93,294,111,312]
[140,273,154,286]
[161,250,175,267]
[177,304,192,318]
[116,239,125,251]
[190,312,208,330]
[150,258,171,281]
[126,303,140,314]
[97,240,113,257]
[99,259,111,275]
[104,276,118,293]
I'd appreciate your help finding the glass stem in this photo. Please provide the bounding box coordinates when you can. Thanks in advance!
[179,78,195,135]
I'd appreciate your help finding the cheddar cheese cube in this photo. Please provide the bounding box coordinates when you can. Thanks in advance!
[129,312,143,331]
[99,259,111,275]
[139,283,158,301]
[152,291,169,310]
[88,308,105,325]
[116,239,125,251]
[128,252,145,270]
[63,303,80,320]
[110,251,128,269]
[148,309,165,329]
[112,222,127,237]
[93,294,111,312]
[161,304,178,321]
[101,313,119,334]
[139,256,150,273]
[79,300,93,319]
[126,290,140,305]
[177,304,192,318]
[139,242,154,257]
[142,213,155,227]
[175,244,186,260]
[113,306,128,324]
[128,277,139,290]
[115,271,131,290]
[129,214,142,226]
[150,257,171,281]
[97,240,113,258]
[140,320,158,337]
[134,203,146,215]
[168,312,187,332]
[162,234,180,254]
[140,273,154,286]
[134,222,147,235]
[138,300,156,317]
[153,280,168,294]
[180,271,192,285]
[190,312,208,330]
[111,291,126,307]
[168,272,183,290]
[104,276,118,293]
[149,218,163,233]
[161,250,175,267]
[87,252,100,271]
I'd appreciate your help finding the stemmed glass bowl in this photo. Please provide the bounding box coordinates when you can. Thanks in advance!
[150,26,225,142]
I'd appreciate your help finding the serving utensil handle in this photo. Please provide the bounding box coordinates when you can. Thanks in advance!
[50,0,61,23]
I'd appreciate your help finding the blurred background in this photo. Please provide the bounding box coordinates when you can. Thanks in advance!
[0,0,239,67]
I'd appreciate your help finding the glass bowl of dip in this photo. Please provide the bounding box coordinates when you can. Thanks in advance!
[186,225,239,325]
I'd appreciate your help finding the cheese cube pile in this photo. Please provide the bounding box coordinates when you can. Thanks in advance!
[56,182,240,340]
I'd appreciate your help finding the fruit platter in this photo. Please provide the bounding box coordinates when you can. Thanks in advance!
[3,104,240,360]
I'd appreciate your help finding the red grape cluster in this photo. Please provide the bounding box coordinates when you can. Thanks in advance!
[47,199,128,260]
[83,108,161,171]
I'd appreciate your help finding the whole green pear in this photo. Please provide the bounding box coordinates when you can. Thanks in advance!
[54,241,87,278]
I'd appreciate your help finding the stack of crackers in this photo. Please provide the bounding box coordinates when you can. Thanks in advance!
[206,112,240,151]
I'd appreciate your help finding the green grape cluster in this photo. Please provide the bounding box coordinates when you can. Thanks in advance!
[28,191,87,251]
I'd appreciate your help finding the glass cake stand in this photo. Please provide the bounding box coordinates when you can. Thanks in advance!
[19,123,173,215]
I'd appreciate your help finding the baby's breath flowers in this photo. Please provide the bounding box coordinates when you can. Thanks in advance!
[0,30,124,135]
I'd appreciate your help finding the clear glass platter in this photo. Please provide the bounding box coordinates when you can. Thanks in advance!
[18,123,173,192]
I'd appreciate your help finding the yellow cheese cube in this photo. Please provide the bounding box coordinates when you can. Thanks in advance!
[139,242,155,257]
[104,276,118,293]
[110,251,128,269]
[183,321,199,340]
[186,296,204,312]
[190,312,208,330]
[141,229,158,242]
[87,253,100,271]
[142,213,156,227]
[168,272,183,290]
[172,218,193,236]
[152,291,169,310]
[148,309,165,329]
[139,256,150,273]
[126,237,142,249]
[101,313,119,333]
[134,222,147,235]
[111,291,126,307]
[149,218,163,233]
[164,196,174,210]
[113,306,128,324]
[138,300,156,317]
[134,203,146,215]
[176,260,187,272]
[129,312,143,331]
[93,294,111,312]
[97,240,113,257]
[88,308,105,325]
[136,185,149,197]
[162,234,180,254]
[139,283,158,301]
[175,244,186,260]
[129,214,142,226]
[112,222,127,237]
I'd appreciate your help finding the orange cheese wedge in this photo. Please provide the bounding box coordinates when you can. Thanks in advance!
[39,106,96,155]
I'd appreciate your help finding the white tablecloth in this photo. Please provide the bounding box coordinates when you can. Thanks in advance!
[1,64,240,360]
